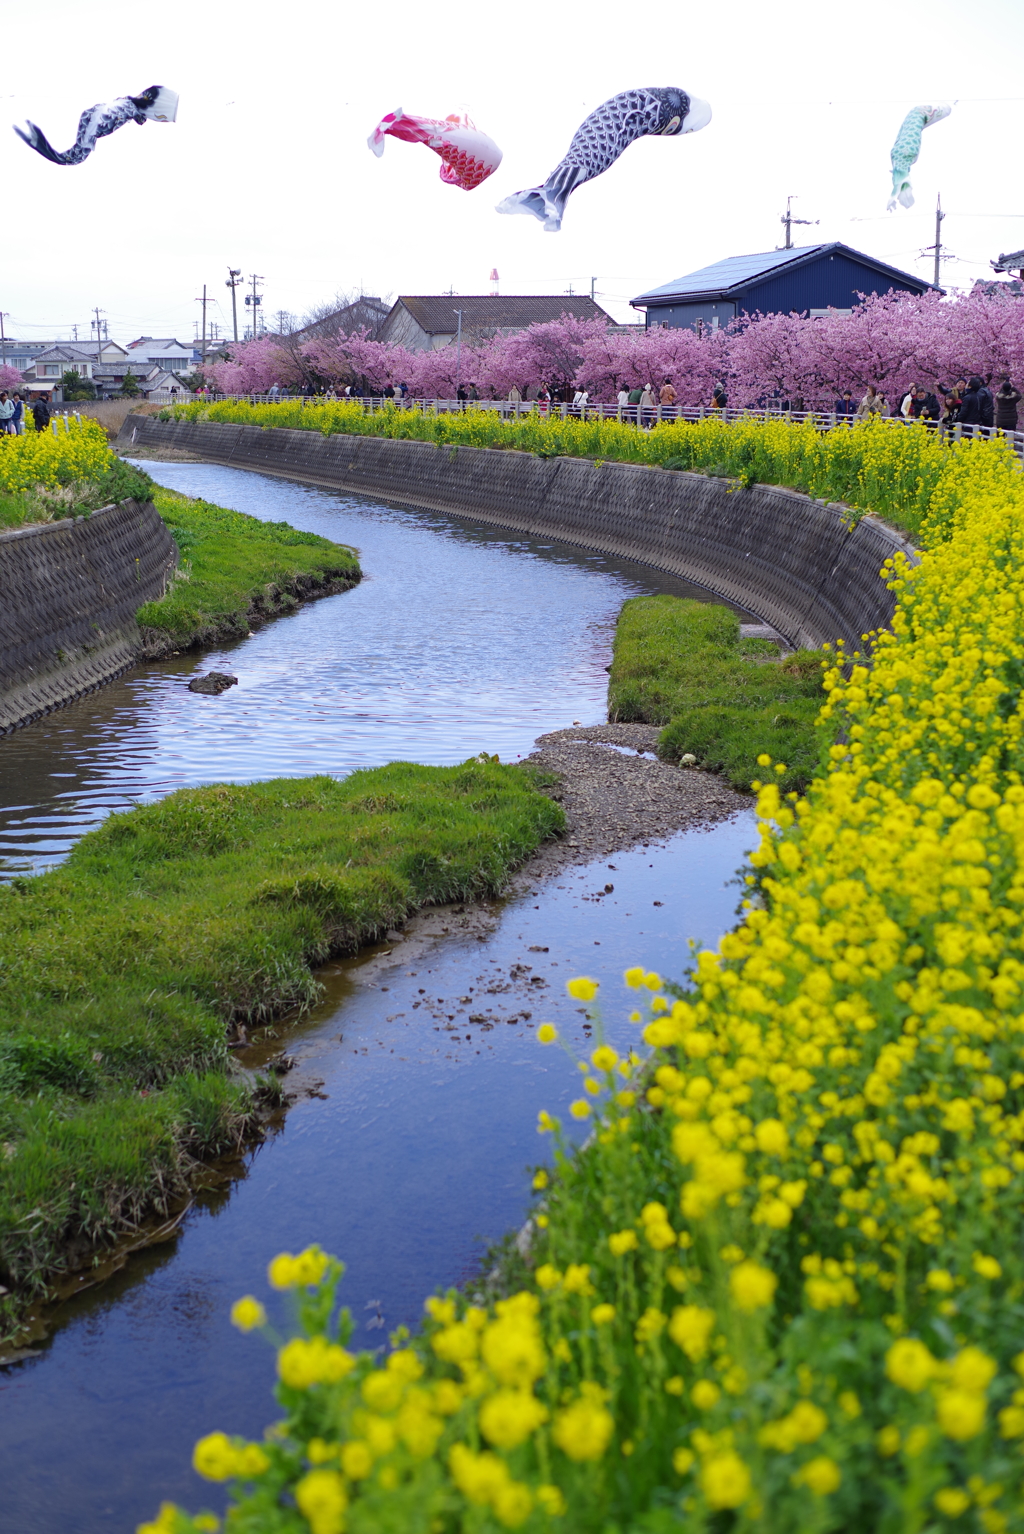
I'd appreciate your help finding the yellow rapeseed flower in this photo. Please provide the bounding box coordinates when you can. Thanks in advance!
[230,1296,266,1332]
[729,1261,777,1313]
[566,977,599,1001]
[701,1451,752,1509]
[294,1469,347,1534]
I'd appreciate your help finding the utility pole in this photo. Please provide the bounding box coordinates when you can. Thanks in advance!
[779,195,818,250]
[195,283,212,365]
[933,194,945,288]
[453,309,463,399]
[919,195,952,289]
[245,274,264,339]
[225,267,243,343]
[591,276,597,302]
[92,306,105,352]
[0,311,8,367]
[72,324,78,341]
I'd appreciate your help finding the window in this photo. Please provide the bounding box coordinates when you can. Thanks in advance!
[44,365,59,376]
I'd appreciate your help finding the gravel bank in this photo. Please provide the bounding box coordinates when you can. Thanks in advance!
[516,723,748,883]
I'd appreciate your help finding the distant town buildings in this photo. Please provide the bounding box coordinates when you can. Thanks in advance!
[6,335,200,400]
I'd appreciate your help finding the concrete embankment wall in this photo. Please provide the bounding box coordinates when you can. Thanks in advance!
[0,499,177,734]
[121,416,915,650]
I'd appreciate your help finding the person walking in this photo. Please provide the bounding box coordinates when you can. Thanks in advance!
[616,382,630,418]
[640,382,657,427]
[659,377,677,417]
[711,381,727,410]
[627,382,643,426]
[0,392,14,433]
[900,383,920,419]
[995,378,1021,433]
[572,386,588,418]
[10,394,25,434]
[32,393,51,431]
[835,390,855,419]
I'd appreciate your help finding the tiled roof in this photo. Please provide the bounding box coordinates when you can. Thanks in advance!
[632,243,936,305]
[392,295,613,333]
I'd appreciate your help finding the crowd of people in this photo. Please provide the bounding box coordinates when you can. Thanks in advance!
[0,390,53,434]
[846,376,1021,432]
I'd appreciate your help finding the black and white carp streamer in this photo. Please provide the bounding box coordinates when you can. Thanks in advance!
[14,85,178,166]
[496,86,711,232]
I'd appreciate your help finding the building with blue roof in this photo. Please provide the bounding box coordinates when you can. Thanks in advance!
[630,243,937,332]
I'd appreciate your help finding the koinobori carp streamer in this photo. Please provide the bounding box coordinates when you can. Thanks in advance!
[496,86,710,232]
[14,85,178,166]
[368,109,502,191]
[888,103,951,211]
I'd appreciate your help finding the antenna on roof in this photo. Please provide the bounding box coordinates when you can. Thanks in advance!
[778,195,819,250]
[490,267,499,296]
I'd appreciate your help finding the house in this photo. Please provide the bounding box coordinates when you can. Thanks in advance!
[125,337,199,376]
[376,295,614,352]
[1,340,60,374]
[24,340,133,398]
[630,243,938,332]
[291,296,392,343]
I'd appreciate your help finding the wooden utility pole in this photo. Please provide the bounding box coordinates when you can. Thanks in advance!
[195,283,211,363]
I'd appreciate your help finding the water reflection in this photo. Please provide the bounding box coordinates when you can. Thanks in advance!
[0,814,755,1534]
[0,462,732,875]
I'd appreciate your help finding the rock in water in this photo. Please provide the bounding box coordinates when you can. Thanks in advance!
[188,671,238,695]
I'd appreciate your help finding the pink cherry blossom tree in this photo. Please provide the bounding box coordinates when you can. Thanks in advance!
[0,364,24,392]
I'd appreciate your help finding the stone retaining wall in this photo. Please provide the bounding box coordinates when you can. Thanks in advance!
[121,417,915,649]
[0,499,177,734]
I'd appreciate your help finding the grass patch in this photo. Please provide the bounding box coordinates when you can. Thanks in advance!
[608,595,826,793]
[0,760,562,1336]
[136,486,360,645]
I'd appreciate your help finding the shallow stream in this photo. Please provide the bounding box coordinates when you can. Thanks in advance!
[0,463,756,1531]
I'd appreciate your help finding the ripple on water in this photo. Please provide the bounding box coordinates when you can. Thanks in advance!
[0,460,735,874]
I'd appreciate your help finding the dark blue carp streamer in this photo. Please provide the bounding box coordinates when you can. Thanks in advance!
[496,86,711,232]
[14,85,178,166]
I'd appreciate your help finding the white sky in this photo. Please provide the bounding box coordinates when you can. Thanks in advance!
[4,0,1024,347]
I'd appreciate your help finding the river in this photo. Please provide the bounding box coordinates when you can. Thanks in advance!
[0,462,756,1532]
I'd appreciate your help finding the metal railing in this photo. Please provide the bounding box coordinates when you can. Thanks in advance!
[163,395,1024,458]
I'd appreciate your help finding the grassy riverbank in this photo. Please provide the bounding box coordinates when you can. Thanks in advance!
[0,761,563,1338]
[0,416,154,528]
[163,399,1024,542]
[608,595,825,792]
[137,487,360,653]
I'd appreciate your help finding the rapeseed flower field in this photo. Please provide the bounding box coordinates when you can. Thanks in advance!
[0,414,151,525]
[145,428,1024,1530]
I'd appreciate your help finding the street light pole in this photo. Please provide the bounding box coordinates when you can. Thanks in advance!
[0,311,8,368]
[225,267,242,343]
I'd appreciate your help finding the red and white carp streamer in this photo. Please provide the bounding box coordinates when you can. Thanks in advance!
[368,109,502,191]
